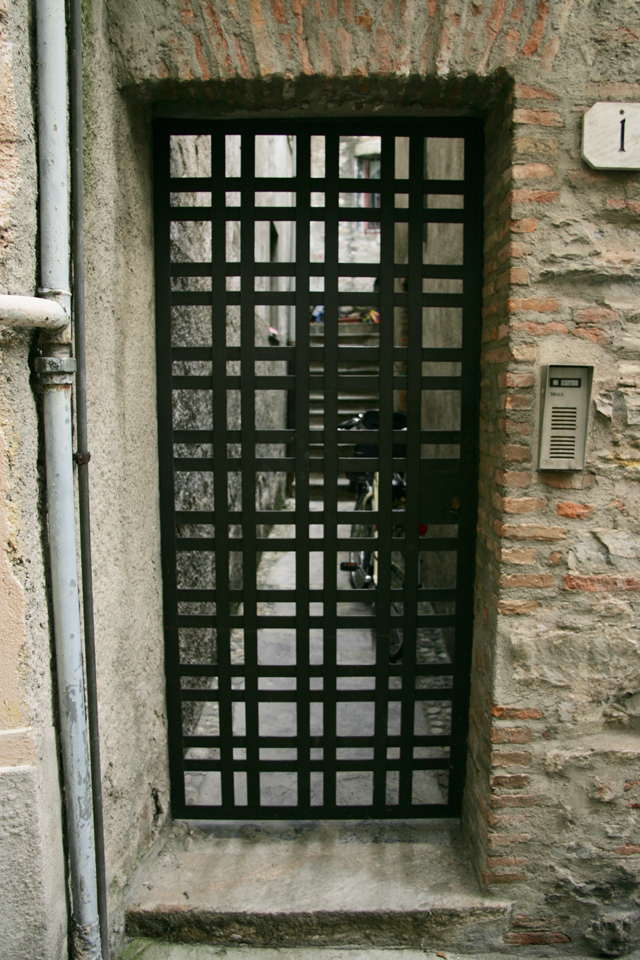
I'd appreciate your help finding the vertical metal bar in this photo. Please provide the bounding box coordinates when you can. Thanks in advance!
[398,132,424,808]
[322,131,339,812]
[211,130,235,808]
[240,133,260,809]
[69,0,108,946]
[372,131,394,810]
[154,122,186,813]
[448,124,483,812]
[295,133,312,812]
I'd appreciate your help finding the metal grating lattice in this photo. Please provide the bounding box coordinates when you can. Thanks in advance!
[154,118,484,819]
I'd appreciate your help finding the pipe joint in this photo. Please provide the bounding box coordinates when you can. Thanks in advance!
[35,355,77,385]
[38,286,72,316]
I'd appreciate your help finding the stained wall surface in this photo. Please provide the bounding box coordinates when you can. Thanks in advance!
[1,0,640,957]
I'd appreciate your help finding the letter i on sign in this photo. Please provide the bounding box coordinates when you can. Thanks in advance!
[582,102,640,170]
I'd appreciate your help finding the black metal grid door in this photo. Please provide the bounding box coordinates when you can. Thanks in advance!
[154,118,483,819]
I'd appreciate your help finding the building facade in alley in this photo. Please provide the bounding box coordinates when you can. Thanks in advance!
[0,0,639,957]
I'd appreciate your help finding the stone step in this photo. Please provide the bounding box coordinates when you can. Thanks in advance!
[125,821,511,950]
[120,947,525,960]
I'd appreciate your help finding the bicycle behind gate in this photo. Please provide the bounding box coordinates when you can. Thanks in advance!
[339,409,426,663]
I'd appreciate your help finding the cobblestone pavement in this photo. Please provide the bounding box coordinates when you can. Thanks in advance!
[185,502,453,810]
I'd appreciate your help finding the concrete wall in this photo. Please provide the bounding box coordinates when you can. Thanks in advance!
[2,0,640,956]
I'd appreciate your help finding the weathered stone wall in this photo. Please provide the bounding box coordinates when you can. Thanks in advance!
[467,70,640,949]
[2,0,631,954]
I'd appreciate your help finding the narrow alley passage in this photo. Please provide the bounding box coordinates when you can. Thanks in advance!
[185,501,452,810]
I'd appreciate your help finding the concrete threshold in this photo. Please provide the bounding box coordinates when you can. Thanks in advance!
[126,820,512,951]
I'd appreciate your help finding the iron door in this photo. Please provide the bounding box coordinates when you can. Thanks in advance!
[154,118,483,819]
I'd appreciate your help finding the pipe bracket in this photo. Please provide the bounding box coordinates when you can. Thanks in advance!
[35,355,77,385]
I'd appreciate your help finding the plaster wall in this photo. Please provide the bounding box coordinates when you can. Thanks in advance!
[0,0,67,956]
[36,0,640,955]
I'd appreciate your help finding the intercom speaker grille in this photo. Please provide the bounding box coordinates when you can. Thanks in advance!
[549,405,577,459]
[549,436,576,459]
[551,407,577,429]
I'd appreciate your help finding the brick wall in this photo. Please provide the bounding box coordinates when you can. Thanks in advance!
[464,66,640,948]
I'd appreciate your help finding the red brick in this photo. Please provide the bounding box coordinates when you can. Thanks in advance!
[491,706,543,719]
[557,501,595,519]
[501,496,546,513]
[487,832,531,847]
[484,258,499,276]
[506,297,561,313]
[501,546,537,564]
[511,320,569,335]
[573,326,610,344]
[484,345,510,363]
[488,810,532,829]
[500,573,553,588]
[513,108,564,126]
[505,933,570,945]
[510,266,529,284]
[499,371,535,387]
[495,469,532,486]
[499,240,532,260]
[491,727,532,743]
[499,419,533,436]
[514,84,558,100]
[607,197,640,215]
[491,793,544,808]
[538,471,595,489]
[506,217,538,233]
[491,774,531,789]
[510,163,554,180]
[564,574,640,592]
[509,345,537,363]
[504,390,535,410]
[503,27,520,55]
[501,188,559,210]
[502,523,566,541]
[483,871,529,884]
[492,750,531,767]
[498,599,541,614]
[575,305,620,324]
[503,445,531,463]
[614,844,640,856]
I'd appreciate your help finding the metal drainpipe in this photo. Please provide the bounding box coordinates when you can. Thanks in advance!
[69,0,110,953]
[34,0,102,953]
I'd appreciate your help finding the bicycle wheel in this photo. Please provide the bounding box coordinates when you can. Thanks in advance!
[348,487,374,590]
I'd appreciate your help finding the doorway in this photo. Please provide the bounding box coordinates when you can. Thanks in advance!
[154,118,483,820]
